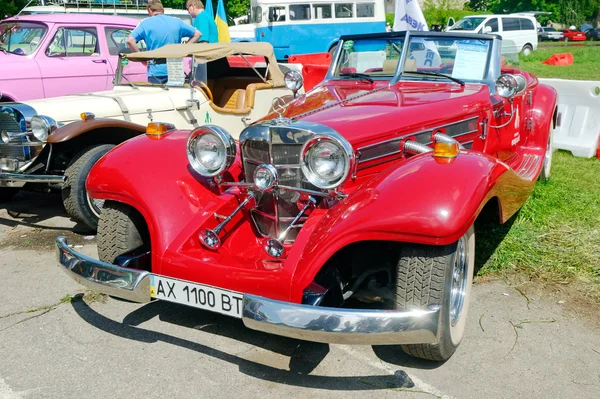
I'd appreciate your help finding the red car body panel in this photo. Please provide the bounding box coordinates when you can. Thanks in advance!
[273,81,493,148]
[562,30,587,41]
[87,69,556,302]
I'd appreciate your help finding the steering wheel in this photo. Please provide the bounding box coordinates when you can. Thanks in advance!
[193,80,213,102]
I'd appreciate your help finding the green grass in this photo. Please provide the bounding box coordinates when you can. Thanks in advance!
[519,43,600,80]
[477,151,600,298]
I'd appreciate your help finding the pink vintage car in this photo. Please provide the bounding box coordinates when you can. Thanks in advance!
[0,14,146,102]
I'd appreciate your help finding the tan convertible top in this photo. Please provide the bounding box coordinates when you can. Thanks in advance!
[124,42,284,86]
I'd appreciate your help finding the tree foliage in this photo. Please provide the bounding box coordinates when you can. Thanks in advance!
[423,0,485,26]
[466,0,600,26]
[1,0,30,18]
[162,0,250,18]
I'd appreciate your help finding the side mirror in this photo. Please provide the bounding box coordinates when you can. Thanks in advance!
[284,70,303,98]
[483,26,493,34]
[495,74,518,98]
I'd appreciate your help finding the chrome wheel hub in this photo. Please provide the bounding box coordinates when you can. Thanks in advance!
[86,192,105,218]
[450,235,468,327]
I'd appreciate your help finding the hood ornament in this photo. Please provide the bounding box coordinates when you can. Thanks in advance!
[271,97,291,125]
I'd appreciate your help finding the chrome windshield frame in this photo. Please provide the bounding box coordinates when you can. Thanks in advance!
[324,31,502,89]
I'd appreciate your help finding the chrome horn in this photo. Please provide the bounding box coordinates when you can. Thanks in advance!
[199,193,256,250]
[1,130,30,144]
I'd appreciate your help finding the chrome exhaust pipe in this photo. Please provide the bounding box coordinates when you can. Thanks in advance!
[433,133,464,149]
[403,140,433,155]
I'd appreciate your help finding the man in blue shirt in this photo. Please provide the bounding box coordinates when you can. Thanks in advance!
[186,0,218,43]
[126,0,201,84]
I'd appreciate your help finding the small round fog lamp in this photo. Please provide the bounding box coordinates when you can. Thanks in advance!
[253,164,278,192]
[265,239,285,258]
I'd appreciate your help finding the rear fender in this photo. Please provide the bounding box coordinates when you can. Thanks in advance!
[288,151,533,300]
[529,83,558,148]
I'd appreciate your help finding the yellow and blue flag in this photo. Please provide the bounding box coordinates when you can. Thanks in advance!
[215,0,230,42]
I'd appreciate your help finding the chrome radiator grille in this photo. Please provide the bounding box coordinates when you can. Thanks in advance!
[241,125,318,242]
[0,112,27,160]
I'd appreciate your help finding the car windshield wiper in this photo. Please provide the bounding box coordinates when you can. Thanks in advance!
[0,46,7,54]
[404,70,465,86]
[338,72,374,84]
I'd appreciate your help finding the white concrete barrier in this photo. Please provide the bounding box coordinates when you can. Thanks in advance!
[539,78,600,158]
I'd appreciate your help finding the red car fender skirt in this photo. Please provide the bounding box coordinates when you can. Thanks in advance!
[288,152,522,302]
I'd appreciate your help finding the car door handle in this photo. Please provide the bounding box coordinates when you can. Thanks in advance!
[92,59,108,64]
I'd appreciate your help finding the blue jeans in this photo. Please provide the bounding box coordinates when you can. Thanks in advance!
[148,75,168,84]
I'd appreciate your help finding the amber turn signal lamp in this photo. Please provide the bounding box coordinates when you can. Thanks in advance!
[433,142,460,158]
[80,112,95,121]
[146,122,175,136]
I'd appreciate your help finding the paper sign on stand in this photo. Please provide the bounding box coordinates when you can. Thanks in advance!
[167,58,185,87]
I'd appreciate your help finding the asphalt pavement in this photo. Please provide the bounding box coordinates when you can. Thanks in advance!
[1,191,599,399]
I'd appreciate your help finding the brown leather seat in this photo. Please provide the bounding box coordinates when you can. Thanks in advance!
[207,77,274,114]
[220,88,247,109]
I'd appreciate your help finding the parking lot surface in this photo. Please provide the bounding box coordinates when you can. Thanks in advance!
[1,192,599,399]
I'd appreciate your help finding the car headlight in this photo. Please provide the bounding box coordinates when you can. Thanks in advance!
[284,70,304,92]
[300,133,354,189]
[30,115,57,142]
[186,125,236,177]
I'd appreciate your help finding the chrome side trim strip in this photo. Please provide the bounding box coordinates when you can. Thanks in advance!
[357,116,479,163]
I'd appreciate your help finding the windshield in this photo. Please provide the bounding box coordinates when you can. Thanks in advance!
[449,17,485,31]
[333,37,406,79]
[400,36,493,82]
[0,22,47,55]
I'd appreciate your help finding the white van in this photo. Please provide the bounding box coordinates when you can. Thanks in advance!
[448,14,538,55]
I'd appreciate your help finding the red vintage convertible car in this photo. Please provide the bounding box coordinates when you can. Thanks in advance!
[57,31,557,361]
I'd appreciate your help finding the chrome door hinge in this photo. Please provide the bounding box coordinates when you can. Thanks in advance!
[480,118,488,140]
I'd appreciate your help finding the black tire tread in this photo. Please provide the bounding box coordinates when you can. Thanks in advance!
[62,144,115,230]
[396,243,456,361]
[98,201,148,264]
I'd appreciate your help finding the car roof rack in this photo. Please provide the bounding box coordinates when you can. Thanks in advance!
[43,0,150,12]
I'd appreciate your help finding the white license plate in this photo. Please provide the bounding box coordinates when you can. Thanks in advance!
[150,275,243,318]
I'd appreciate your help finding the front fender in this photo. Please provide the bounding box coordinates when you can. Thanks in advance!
[289,151,534,300]
[47,118,146,143]
[86,131,220,268]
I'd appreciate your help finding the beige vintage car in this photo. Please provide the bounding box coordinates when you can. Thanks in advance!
[0,42,303,230]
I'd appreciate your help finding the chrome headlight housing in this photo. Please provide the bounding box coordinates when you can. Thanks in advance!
[186,125,236,177]
[284,70,304,92]
[300,133,354,189]
[31,115,58,142]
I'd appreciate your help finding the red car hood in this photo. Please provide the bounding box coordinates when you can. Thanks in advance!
[275,81,492,147]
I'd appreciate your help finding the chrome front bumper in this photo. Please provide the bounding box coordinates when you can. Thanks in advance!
[56,236,441,345]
